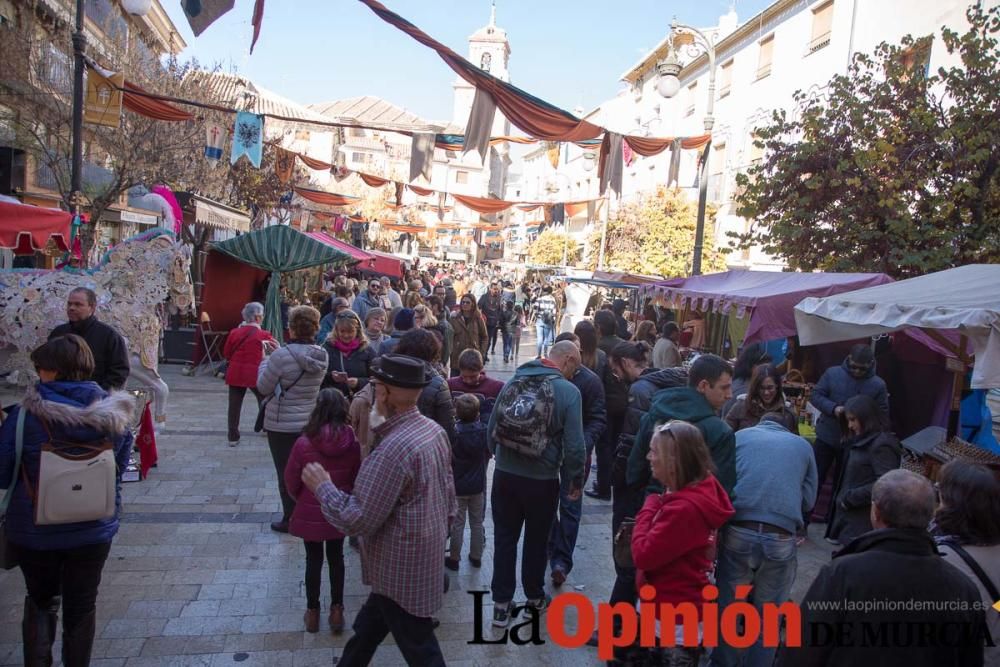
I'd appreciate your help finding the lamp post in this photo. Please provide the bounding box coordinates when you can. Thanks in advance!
[656,18,716,275]
[70,0,151,216]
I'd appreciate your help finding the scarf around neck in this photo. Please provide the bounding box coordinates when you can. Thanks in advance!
[333,337,362,355]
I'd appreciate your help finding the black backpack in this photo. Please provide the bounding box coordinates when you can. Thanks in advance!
[491,375,556,458]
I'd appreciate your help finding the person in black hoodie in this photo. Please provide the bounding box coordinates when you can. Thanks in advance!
[478,282,503,359]
[445,394,490,572]
[393,329,455,440]
[49,288,129,390]
[782,469,985,667]
[548,332,607,586]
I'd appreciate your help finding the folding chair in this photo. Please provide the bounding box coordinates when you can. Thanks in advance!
[195,311,228,375]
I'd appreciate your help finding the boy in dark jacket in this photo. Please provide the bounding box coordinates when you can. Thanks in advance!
[446,394,490,571]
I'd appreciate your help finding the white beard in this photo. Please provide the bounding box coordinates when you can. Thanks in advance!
[369,403,387,430]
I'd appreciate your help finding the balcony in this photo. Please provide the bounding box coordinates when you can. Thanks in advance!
[34,154,115,194]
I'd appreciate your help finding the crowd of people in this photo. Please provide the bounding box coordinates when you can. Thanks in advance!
[0,274,998,667]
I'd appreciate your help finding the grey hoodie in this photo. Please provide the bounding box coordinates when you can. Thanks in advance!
[257,343,328,433]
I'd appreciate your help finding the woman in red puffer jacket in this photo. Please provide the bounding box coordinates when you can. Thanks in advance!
[223,302,277,446]
[631,420,734,665]
[284,389,360,635]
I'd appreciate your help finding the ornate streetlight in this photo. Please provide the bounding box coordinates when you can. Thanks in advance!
[656,19,717,275]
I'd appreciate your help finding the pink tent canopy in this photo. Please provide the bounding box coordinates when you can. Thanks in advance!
[641,270,893,345]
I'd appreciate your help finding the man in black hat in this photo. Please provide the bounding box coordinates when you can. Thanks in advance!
[302,354,456,666]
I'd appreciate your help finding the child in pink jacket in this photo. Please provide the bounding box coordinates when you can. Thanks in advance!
[284,389,360,634]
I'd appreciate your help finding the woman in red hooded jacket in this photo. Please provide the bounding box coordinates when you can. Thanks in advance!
[223,302,277,446]
[284,388,360,635]
[631,420,734,665]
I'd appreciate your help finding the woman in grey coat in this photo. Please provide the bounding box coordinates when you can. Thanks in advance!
[826,394,901,545]
[257,306,328,533]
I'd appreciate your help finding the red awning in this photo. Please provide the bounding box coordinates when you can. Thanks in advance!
[366,249,406,278]
[0,200,71,254]
[303,231,376,266]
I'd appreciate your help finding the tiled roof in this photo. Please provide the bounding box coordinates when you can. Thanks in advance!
[309,96,440,132]
[187,71,332,125]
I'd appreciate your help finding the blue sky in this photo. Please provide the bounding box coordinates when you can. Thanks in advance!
[163,0,772,124]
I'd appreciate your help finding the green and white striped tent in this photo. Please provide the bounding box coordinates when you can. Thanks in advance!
[211,225,355,342]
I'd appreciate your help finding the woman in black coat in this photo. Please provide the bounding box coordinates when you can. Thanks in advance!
[321,312,376,400]
[826,394,901,545]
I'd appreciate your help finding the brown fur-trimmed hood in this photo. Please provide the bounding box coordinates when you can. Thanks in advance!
[22,383,135,435]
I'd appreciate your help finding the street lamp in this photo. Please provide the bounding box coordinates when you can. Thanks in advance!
[70,0,151,220]
[656,18,716,275]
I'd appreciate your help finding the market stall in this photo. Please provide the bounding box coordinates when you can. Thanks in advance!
[201,225,356,344]
[0,198,72,261]
[795,264,1000,467]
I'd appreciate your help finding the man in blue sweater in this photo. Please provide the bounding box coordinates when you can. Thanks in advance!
[711,413,818,667]
[487,341,586,627]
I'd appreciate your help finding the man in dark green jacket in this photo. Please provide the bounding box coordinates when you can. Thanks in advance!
[626,353,736,497]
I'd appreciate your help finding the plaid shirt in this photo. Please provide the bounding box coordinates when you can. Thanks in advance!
[316,406,456,617]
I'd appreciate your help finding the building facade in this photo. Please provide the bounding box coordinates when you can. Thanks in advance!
[592,0,983,270]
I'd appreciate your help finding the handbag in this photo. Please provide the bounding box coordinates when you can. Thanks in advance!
[613,517,636,569]
[31,421,116,526]
[256,365,307,432]
[0,408,26,569]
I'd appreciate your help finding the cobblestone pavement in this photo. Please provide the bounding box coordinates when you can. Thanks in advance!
[0,331,834,666]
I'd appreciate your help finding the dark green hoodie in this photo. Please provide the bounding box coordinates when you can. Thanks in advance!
[626,386,736,498]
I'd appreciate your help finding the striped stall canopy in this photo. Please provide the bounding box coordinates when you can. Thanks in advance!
[211,225,355,341]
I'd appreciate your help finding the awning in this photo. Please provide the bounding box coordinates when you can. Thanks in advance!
[366,249,407,278]
[795,264,1000,389]
[0,199,71,254]
[642,270,893,344]
[192,195,250,232]
[303,231,376,265]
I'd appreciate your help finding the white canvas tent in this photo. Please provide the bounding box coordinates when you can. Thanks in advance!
[794,264,1000,388]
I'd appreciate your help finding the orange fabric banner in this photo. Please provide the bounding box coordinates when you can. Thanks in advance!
[452,194,513,215]
[122,81,193,122]
[564,202,588,218]
[298,153,333,171]
[360,173,391,188]
[407,185,434,197]
[293,187,360,207]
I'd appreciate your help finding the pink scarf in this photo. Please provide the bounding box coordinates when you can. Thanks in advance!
[333,338,362,355]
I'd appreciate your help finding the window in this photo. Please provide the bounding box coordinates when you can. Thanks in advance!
[809,1,834,52]
[718,60,733,98]
[900,39,932,79]
[37,43,72,90]
[685,81,698,117]
[480,52,492,73]
[748,132,764,166]
[350,152,365,164]
[455,170,468,184]
[349,128,366,138]
[756,35,774,80]
[709,143,727,201]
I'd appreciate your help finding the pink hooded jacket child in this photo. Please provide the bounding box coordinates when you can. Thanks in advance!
[284,424,361,541]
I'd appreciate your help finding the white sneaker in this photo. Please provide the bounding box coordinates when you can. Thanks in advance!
[228,439,239,447]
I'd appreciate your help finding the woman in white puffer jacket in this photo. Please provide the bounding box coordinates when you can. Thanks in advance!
[257,305,328,533]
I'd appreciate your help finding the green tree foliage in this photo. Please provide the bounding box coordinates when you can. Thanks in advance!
[586,186,727,278]
[528,228,580,266]
[732,4,1000,278]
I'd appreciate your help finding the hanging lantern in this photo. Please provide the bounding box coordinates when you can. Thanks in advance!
[122,0,153,16]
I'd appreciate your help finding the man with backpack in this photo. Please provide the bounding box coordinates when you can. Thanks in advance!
[487,341,586,627]
[533,285,558,358]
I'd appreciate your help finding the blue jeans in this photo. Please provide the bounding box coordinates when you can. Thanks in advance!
[547,477,582,574]
[502,331,513,359]
[710,524,798,667]
[535,323,553,357]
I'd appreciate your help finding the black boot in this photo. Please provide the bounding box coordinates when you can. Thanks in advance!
[22,596,58,667]
[61,608,97,667]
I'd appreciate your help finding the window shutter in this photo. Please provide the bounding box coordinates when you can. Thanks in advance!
[757,36,775,78]
[810,1,834,50]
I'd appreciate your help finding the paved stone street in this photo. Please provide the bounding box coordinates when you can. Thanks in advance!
[0,332,834,666]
